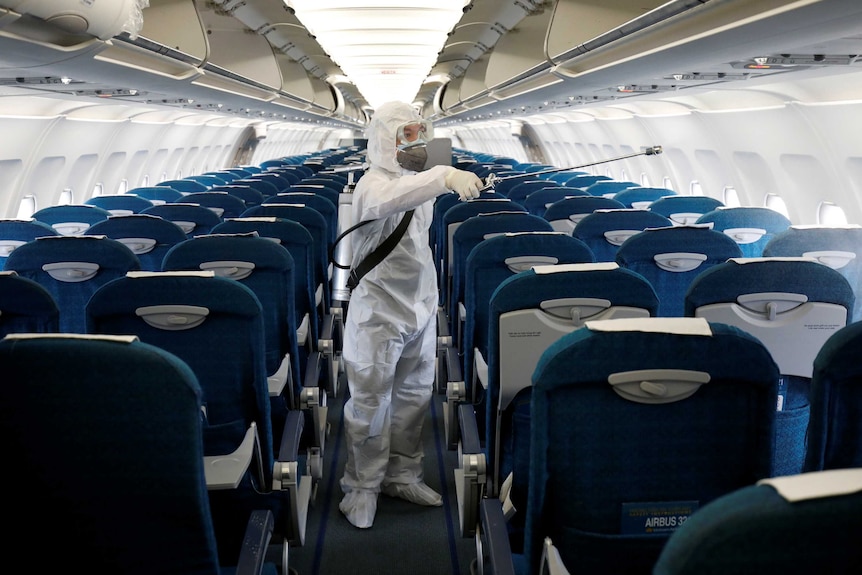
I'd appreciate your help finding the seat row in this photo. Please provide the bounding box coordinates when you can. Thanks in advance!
[445,150,862,574]
[455,311,862,575]
[0,150,361,572]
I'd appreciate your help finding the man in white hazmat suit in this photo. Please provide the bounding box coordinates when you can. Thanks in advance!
[339,101,483,529]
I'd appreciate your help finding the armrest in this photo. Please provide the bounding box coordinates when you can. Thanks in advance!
[317,312,341,396]
[273,409,311,546]
[457,300,466,350]
[204,423,260,490]
[276,409,304,463]
[234,510,275,575]
[437,307,452,348]
[444,344,465,450]
[454,402,486,537]
[300,351,328,456]
[458,402,482,455]
[479,498,516,575]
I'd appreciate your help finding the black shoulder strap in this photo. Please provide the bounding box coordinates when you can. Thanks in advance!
[346,209,415,291]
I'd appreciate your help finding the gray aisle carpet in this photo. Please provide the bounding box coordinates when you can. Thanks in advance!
[287,376,478,575]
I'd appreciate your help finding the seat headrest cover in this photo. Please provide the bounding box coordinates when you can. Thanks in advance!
[758,468,862,502]
[126,270,215,279]
[586,317,712,336]
[3,333,138,343]
[534,262,619,274]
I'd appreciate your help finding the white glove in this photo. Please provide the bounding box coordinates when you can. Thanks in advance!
[445,169,483,201]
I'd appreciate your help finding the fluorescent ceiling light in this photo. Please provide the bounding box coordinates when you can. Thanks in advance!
[285,1,468,109]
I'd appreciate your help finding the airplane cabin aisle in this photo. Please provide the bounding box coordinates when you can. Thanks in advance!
[287,371,476,575]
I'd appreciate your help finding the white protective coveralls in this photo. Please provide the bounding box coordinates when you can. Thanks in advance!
[339,101,481,528]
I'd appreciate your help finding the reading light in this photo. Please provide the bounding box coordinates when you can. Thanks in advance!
[285,0,469,108]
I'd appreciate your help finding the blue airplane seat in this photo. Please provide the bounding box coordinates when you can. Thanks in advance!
[186,174,228,188]
[5,235,141,332]
[542,196,626,234]
[615,225,742,317]
[523,186,591,217]
[141,203,223,238]
[478,317,778,575]
[506,180,561,207]
[246,171,296,193]
[432,190,504,270]
[439,198,527,310]
[0,270,59,336]
[32,204,112,236]
[180,191,248,220]
[162,234,326,455]
[479,265,659,505]
[443,234,596,452]
[763,225,862,322]
[157,178,208,193]
[232,177,281,199]
[584,180,640,197]
[285,184,339,208]
[0,333,283,574]
[85,272,312,558]
[209,184,266,208]
[0,218,59,268]
[85,194,154,215]
[242,203,332,313]
[85,213,188,271]
[302,177,347,193]
[613,186,677,209]
[648,195,725,225]
[805,320,862,472]
[489,177,542,198]
[686,258,855,475]
[128,185,184,204]
[563,173,613,188]
[653,468,862,575]
[265,192,338,247]
[205,169,244,182]
[546,171,587,184]
[448,212,554,340]
[573,208,672,262]
[213,217,319,347]
[522,164,556,174]
[695,206,792,257]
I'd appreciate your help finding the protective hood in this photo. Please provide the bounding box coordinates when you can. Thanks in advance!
[366,101,424,174]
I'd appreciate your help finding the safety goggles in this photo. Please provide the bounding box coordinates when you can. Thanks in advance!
[396,119,433,144]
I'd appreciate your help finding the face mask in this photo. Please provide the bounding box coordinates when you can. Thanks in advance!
[396,142,428,172]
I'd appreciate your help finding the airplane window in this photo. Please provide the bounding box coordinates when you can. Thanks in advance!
[620,169,628,180]
[764,193,790,219]
[16,195,36,219]
[141,174,149,187]
[92,183,104,198]
[690,181,703,196]
[818,201,848,226]
[117,179,128,194]
[59,188,73,205]
[723,186,741,207]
